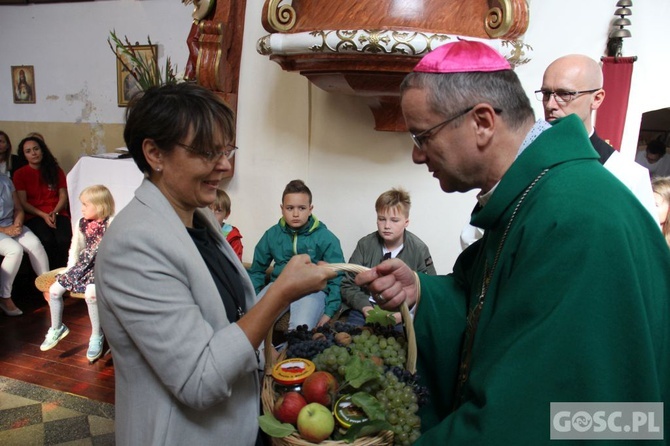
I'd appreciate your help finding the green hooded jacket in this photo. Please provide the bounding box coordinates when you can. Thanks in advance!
[248,214,345,318]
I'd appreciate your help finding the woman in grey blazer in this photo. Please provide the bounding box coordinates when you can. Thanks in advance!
[95,83,335,446]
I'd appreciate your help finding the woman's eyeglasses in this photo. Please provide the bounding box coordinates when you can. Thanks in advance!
[176,143,238,162]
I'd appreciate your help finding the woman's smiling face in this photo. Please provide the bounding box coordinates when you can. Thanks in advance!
[152,130,233,223]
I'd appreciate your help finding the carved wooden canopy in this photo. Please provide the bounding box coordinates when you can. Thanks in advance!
[257,0,531,131]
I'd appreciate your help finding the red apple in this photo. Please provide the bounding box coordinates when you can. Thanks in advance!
[297,402,335,443]
[273,391,307,425]
[302,371,338,407]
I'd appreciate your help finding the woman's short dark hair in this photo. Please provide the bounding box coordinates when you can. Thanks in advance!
[18,136,60,187]
[123,83,236,174]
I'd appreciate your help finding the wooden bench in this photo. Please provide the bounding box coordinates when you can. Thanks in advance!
[34,268,85,299]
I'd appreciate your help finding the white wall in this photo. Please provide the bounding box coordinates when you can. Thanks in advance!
[1,0,669,273]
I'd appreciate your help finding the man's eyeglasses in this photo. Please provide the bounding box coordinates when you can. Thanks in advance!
[410,106,502,150]
[534,88,600,105]
[176,143,238,162]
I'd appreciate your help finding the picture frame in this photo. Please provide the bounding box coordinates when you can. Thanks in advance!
[116,44,157,107]
[11,65,36,104]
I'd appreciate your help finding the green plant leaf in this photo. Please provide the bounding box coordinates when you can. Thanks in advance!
[351,392,386,421]
[107,30,179,89]
[344,355,380,388]
[365,306,396,327]
[258,414,296,438]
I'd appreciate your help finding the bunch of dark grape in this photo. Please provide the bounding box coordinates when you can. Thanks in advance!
[332,321,364,336]
[285,338,333,360]
[284,322,366,360]
[283,325,330,359]
[364,322,406,340]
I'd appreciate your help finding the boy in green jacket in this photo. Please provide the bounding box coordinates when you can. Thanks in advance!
[249,179,344,329]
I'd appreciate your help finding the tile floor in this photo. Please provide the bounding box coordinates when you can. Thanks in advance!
[0,376,115,445]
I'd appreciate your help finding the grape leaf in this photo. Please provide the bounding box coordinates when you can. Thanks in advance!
[341,420,393,443]
[365,305,396,327]
[258,414,296,438]
[351,391,386,421]
[345,355,380,388]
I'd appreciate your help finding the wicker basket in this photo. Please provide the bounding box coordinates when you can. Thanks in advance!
[261,263,417,446]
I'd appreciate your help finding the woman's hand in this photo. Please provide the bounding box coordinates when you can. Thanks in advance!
[7,224,21,237]
[0,225,19,237]
[354,258,418,310]
[41,211,57,228]
[238,254,337,348]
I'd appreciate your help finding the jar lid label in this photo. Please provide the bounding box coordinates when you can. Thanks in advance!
[271,358,315,385]
[334,395,369,428]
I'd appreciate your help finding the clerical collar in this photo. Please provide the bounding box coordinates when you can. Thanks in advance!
[477,119,552,207]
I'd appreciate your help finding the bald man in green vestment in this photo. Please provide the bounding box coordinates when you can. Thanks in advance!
[356,41,670,445]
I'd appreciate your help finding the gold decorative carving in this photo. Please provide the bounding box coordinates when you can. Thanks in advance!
[267,0,297,32]
[257,35,272,56]
[485,0,529,39]
[196,21,226,92]
[190,0,216,21]
[501,39,533,68]
[307,30,451,56]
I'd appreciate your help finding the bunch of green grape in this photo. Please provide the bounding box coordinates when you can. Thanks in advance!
[349,329,407,367]
[375,370,422,446]
[312,343,421,446]
[312,344,352,377]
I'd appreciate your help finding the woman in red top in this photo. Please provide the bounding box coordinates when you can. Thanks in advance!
[13,136,71,268]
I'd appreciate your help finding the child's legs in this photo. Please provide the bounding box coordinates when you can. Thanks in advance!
[0,236,24,298]
[16,227,49,275]
[288,291,326,331]
[48,281,67,329]
[84,284,101,338]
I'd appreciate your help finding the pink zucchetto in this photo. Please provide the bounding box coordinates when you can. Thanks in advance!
[414,40,511,73]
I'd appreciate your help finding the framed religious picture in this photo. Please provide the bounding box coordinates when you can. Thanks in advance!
[11,65,36,104]
[115,44,157,107]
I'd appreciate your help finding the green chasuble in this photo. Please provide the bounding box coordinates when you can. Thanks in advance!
[414,115,670,445]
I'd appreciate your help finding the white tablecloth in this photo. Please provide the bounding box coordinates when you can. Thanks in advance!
[66,155,144,231]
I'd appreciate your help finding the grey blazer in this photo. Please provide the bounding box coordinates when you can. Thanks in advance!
[96,179,260,446]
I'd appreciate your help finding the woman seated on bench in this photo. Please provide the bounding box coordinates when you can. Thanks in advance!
[0,174,49,316]
[13,136,72,269]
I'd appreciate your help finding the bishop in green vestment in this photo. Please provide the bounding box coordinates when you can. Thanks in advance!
[356,41,670,445]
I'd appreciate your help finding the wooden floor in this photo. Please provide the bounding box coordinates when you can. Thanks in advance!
[0,279,115,405]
